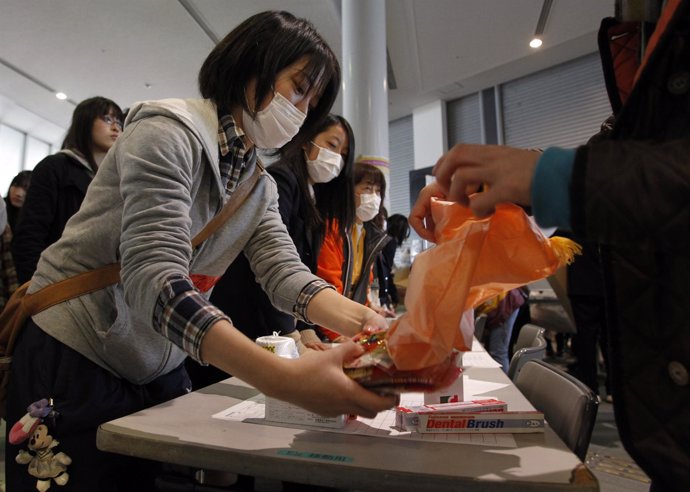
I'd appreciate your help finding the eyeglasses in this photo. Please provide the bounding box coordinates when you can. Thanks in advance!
[100,115,123,130]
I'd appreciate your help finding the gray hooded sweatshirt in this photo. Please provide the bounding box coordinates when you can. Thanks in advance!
[30,98,318,384]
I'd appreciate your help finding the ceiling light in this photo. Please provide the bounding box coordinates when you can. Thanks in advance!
[531,0,552,49]
[55,92,67,100]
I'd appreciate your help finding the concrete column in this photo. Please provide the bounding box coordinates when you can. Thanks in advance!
[342,0,390,209]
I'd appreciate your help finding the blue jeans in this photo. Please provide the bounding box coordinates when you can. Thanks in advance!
[488,309,520,373]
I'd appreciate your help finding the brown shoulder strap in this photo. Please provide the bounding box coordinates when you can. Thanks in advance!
[191,161,262,248]
[24,162,263,315]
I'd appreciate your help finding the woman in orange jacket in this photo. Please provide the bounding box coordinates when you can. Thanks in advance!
[315,161,392,341]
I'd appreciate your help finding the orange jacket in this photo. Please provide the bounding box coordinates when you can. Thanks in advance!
[316,219,390,340]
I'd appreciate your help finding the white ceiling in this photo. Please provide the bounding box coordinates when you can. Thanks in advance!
[0,0,614,147]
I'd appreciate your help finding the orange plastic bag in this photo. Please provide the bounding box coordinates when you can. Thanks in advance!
[386,199,579,371]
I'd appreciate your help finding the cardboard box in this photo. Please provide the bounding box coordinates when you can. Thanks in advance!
[396,399,507,430]
[424,361,464,405]
[264,397,349,429]
[413,411,544,434]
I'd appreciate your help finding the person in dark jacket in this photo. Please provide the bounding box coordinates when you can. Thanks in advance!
[11,96,123,284]
[410,1,690,489]
[187,114,356,387]
[0,172,29,310]
[4,170,32,232]
[375,213,409,309]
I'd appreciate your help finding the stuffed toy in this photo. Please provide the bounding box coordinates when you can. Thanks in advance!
[10,398,71,491]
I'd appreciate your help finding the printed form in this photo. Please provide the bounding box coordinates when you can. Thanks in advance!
[213,385,517,448]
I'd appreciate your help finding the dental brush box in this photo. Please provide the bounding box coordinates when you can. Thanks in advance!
[424,354,464,404]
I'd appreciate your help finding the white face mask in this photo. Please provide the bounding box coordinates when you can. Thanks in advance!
[305,143,343,184]
[242,92,306,149]
[356,193,381,222]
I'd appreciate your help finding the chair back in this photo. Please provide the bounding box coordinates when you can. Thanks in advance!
[507,326,546,380]
[515,360,599,461]
[513,323,545,352]
[474,314,488,344]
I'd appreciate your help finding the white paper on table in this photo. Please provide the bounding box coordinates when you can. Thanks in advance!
[213,392,516,448]
[461,351,502,368]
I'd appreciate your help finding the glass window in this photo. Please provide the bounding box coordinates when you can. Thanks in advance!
[24,136,51,170]
[0,124,25,196]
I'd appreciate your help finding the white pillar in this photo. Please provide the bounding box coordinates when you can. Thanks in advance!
[342,0,390,209]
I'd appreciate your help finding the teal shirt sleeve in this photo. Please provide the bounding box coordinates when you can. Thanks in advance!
[531,147,575,230]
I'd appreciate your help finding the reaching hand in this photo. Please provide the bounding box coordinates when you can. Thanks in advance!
[303,341,333,351]
[409,181,446,242]
[376,305,396,318]
[277,341,398,418]
[361,310,389,332]
[432,144,540,218]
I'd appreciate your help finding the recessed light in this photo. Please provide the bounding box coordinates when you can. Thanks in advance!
[55,92,68,100]
[531,0,551,49]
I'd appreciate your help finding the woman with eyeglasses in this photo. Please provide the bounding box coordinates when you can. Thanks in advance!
[6,11,395,491]
[11,96,123,284]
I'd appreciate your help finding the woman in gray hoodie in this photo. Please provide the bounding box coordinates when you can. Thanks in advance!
[6,11,396,491]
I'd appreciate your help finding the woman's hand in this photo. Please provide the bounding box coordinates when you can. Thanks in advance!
[306,288,388,338]
[361,309,388,332]
[409,181,446,242]
[298,328,331,351]
[303,340,334,351]
[274,341,398,418]
[201,320,396,418]
[373,304,396,318]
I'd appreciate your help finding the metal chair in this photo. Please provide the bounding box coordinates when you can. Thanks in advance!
[474,313,488,345]
[512,323,546,352]
[514,359,599,461]
[507,324,547,380]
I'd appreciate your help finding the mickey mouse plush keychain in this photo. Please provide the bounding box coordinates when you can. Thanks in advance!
[9,398,72,491]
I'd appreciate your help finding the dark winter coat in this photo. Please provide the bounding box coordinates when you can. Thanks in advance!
[11,152,93,284]
[571,5,690,488]
[210,160,320,340]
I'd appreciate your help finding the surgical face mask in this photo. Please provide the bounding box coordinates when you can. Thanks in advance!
[242,92,306,149]
[356,193,381,222]
[305,143,343,183]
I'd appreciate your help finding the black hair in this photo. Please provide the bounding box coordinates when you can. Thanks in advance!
[312,115,356,240]
[198,11,340,156]
[9,170,32,191]
[279,114,355,242]
[354,161,387,205]
[387,214,410,246]
[62,96,123,172]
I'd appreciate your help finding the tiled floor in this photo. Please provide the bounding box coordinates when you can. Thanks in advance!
[584,400,650,491]
[543,352,650,492]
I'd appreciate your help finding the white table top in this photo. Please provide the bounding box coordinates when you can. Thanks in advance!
[97,343,598,491]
